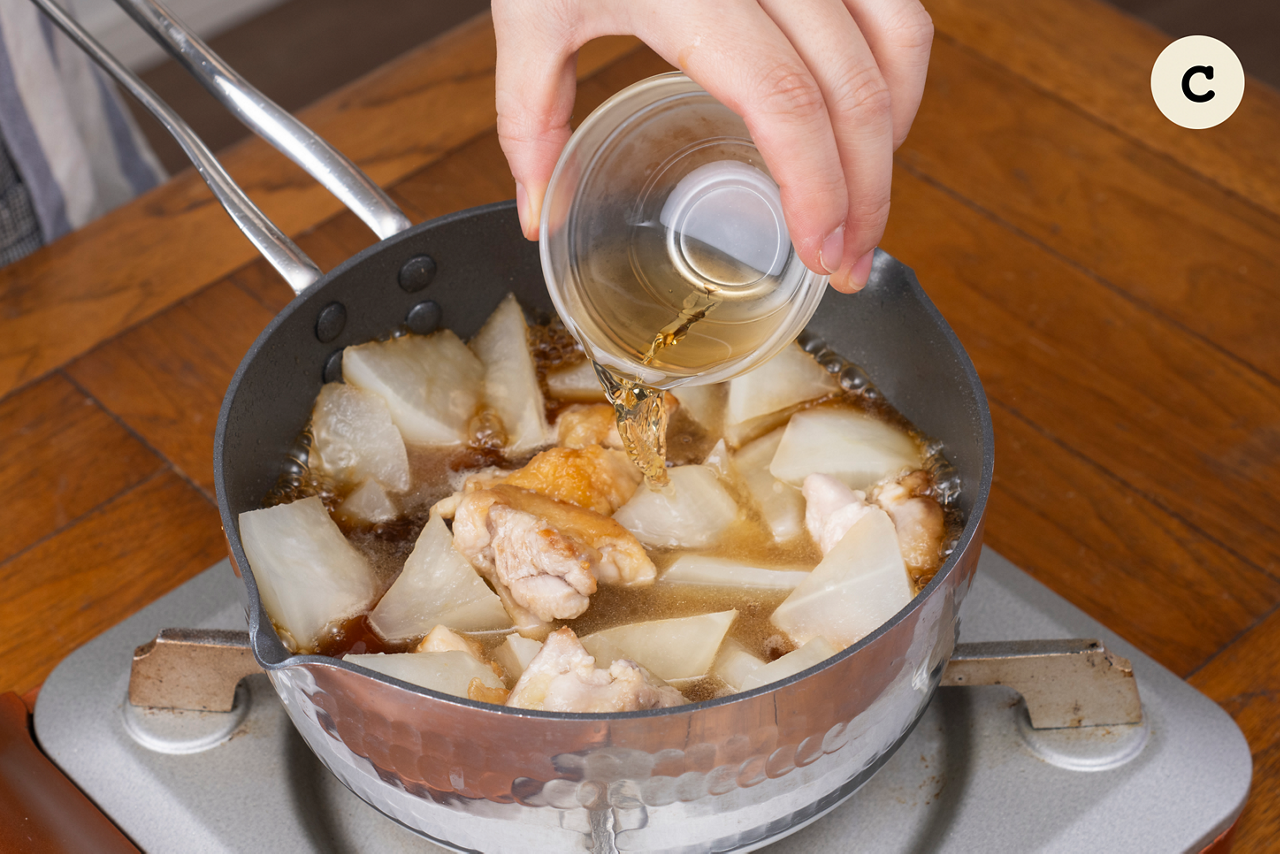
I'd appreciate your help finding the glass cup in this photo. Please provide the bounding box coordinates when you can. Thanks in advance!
[540,72,828,389]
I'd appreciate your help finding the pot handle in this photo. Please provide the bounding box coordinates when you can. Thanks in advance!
[31,0,324,294]
[112,0,412,241]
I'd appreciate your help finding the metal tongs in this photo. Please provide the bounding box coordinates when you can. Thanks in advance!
[29,0,412,293]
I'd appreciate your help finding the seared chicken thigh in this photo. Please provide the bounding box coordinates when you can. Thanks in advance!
[556,403,624,450]
[496,445,641,516]
[868,471,945,576]
[506,628,685,712]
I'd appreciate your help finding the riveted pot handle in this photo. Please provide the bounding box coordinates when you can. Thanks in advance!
[112,0,412,241]
[31,0,323,294]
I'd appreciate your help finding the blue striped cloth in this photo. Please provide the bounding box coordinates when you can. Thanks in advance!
[0,0,164,265]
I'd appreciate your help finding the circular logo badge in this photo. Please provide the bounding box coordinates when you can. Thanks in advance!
[1151,36,1245,129]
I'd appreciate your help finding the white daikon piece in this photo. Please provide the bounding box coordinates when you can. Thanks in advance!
[368,512,511,642]
[660,555,809,590]
[702,439,735,481]
[580,610,737,682]
[734,428,805,542]
[712,639,766,691]
[337,479,397,525]
[546,360,607,402]
[672,383,726,435]
[470,294,551,453]
[771,509,912,649]
[769,407,921,490]
[239,497,379,651]
[613,465,740,549]
[739,637,837,691]
[310,383,410,492]
[493,634,544,682]
[342,329,484,445]
[344,650,504,699]
[724,343,838,445]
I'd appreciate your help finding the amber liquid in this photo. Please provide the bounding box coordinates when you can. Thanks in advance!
[591,286,726,487]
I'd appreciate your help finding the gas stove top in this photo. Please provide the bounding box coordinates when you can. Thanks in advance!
[33,549,1249,853]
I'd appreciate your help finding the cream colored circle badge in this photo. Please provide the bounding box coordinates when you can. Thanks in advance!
[1151,35,1245,129]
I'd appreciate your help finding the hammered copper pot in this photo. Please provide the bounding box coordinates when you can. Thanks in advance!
[213,202,992,853]
[34,1,994,848]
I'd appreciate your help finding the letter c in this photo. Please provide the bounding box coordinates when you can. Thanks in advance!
[1182,65,1215,102]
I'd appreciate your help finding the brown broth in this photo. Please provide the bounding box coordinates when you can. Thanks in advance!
[270,318,962,701]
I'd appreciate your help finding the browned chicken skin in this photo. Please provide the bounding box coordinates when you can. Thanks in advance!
[494,444,641,516]
[868,471,945,576]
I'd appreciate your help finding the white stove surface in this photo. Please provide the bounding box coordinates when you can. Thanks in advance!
[33,549,1250,853]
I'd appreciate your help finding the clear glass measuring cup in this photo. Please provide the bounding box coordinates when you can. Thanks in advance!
[540,72,829,390]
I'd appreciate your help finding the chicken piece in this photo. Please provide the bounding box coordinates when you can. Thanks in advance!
[556,403,623,450]
[869,471,946,575]
[506,628,685,712]
[452,491,599,623]
[496,445,642,516]
[802,473,876,555]
[456,483,656,591]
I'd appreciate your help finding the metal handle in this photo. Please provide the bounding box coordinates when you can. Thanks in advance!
[31,0,322,294]
[130,628,259,712]
[941,639,1143,729]
[112,0,411,241]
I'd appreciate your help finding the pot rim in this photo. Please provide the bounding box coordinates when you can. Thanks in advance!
[213,200,995,722]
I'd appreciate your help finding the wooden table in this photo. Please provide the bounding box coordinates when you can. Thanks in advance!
[1,2,1277,848]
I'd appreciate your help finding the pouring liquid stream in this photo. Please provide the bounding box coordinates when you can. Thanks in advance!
[592,288,721,488]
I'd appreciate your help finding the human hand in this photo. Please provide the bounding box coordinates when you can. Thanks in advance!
[492,0,933,293]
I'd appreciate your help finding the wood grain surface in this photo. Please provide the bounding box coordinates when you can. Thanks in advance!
[1,6,1276,848]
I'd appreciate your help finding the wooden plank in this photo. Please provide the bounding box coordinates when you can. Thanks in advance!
[65,283,279,497]
[0,11,639,401]
[388,132,514,223]
[0,471,225,696]
[0,375,162,566]
[984,404,1279,676]
[923,0,1280,220]
[897,36,1280,383]
[881,165,1280,576]
[232,210,382,314]
[1191,611,1280,849]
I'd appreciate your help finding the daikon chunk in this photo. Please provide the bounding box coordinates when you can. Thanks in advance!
[725,343,837,445]
[712,639,766,691]
[613,465,740,549]
[546,360,607,403]
[493,634,544,683]
[769,407,921,490]
[739,637,837,691]
[470,294,551,453]
[672,383,726,435]
[734,429,805,542]
[239,497,378,651]
[703,439,734,481]
[310,383,410,492]
[580,610,737,682]
[368,512,511,642]
[660,555,809,590]
[342,330,484,445]
[336,479,397,525]
[344,650,504,698]
[771,509,912,649]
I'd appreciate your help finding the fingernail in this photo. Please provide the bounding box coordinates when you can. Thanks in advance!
[849,249,876,289]
[819,225,845,275]
[515,183,536,240]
